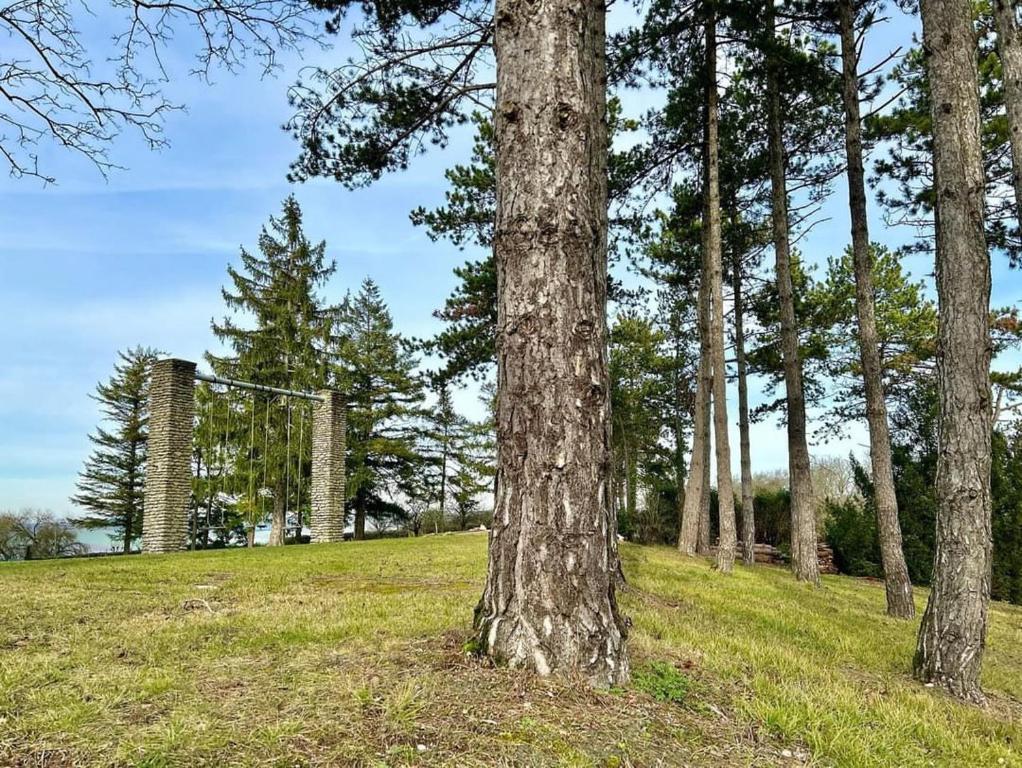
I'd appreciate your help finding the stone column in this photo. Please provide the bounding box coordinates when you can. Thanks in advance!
[310,390,346,543]
[142,358,196,553]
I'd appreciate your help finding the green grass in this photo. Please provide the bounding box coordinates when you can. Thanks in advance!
[1,535,1020,766]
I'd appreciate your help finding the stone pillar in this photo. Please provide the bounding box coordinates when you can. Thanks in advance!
[311,390,346,543]
[142,358,196,553]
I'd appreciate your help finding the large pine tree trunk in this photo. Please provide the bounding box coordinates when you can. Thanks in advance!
[705,13,737,573]
[994,0,1022,222]
[765,11,820,586]
[474,0,629,686]
[730,213,756,567]
[679,286,711,556]
[838,0,915,619]
[914,0,992,704]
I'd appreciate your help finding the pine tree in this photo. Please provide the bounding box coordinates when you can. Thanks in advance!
[419,384,463,531]
[71,346,161,553]
[913,0,993,705]
[209,195,338,545]
[334,278,423,539]
[834,0,914,618]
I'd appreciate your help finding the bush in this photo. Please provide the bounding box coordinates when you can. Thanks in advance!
[824,498,882,578]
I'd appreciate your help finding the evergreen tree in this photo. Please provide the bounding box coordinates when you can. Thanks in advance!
[610,312,675,541]
[417,384,464,531]
[912,0,992,704]
[71,346,161,553]
[209,195,338,545]
[334,278,423,539]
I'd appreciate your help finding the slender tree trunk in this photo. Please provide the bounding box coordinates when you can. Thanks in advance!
[697,397,712,554]
[439,431,448,533]
[730,212,756,567]
[626,445,638,529]
[704,13,737,573]
[838,0,915,619]
[673,357,689,541]
[125,439,138,553]
[679,288,711,556]
[765,9,820,585]
[354,502,366,540]
[994,0,1022,222]
[268,490,286,546]
[246,526,256,547]
[124,509,134,554]
[914,0,992,704]
[474,0,629,686]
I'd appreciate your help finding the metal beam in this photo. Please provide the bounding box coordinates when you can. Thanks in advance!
[194,371,325,402]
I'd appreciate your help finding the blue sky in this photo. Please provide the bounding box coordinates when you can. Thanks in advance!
[1,3,1020,523]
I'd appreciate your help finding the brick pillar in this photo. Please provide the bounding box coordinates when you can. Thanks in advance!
[142,358,196,553]
[311,390,346,543]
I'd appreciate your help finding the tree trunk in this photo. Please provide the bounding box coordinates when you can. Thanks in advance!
[268,491,286,546]
[765,9,820,586]
[838,0,915,619]
[673,355,688,542]
[474,0,629,686]
[439,435,448,533]
[123,511,134,554]
[626,445,638,530]
[994,0,1022,223]
[354,503,366,540]
[246,526,256,547]
[679,289,711,556]
[914,0,992,704]
[705,13,737,573]
[697,396,712,554]
[730,210,756,567]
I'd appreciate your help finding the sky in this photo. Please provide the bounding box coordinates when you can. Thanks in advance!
[1,2,1020,529]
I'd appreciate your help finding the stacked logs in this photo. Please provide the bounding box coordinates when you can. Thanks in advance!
[710,542,839,574]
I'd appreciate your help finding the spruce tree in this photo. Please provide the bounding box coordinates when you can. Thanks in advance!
[209,195,338,545]
[334,278,423,539]
[71,346,161,553]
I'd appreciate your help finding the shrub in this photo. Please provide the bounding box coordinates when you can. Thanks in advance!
[824,498,882,578]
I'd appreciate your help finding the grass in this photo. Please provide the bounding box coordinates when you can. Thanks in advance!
[0,535,1019,767]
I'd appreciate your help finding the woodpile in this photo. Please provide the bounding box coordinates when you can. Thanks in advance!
[710,542,839,575]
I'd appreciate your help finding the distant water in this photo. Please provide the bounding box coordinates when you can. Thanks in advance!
[70,524,284,553]
[73,526,119,553]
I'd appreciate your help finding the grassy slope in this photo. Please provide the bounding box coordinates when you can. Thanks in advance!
[0,535,1019,767]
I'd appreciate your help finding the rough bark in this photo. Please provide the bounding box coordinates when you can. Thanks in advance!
[705,14,737,573]
[246,526,256,548]
[994,0,1022,222]
[764,10,820,586]
[838,0,915,619]
[474,0,629,686]
[679,283,711,556]
[914,0,993,704]
[731,213,756,567]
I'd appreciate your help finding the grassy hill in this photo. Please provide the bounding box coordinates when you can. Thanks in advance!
[1,535,1020,767]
